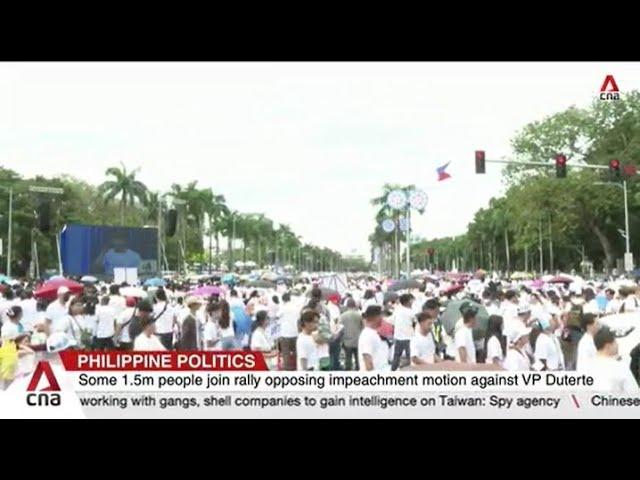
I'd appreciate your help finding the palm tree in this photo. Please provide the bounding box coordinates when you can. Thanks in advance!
[98,163,149,224]
[207,193,230,265]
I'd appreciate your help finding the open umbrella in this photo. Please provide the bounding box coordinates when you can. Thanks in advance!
[383,291,399,304]
[144,277,166,287]
[441,299,490,341]
[388,279,423,291]
[81,275,98,283]
[246,280,276,289]
[34,278,84,301]
[441,284,465,297]
[0,274,13,284]
[190,285,223,297]
[548,275,573,284]
[306,287,341,302]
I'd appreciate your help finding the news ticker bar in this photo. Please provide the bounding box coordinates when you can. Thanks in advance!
[58,351,608,394]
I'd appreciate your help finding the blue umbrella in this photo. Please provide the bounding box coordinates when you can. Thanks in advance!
[144,277,166,287]
[0,274,12,284]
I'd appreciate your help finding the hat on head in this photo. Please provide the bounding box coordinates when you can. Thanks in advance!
[186,296,203,307]
[137,299,153,312]
[508,325,531,344]
[57,286,70,296]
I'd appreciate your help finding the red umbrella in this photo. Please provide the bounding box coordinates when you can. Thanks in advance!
[441,284,465,296]
[548,275,573,284]
[34,278,84,301]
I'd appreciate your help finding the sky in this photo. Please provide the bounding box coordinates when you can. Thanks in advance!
[1,62,639,257]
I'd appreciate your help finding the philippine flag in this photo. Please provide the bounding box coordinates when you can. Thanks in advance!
[436,162,451,181]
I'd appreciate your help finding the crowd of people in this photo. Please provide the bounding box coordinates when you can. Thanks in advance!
[1,271,639,393]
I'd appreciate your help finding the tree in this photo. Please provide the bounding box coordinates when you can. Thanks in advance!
[98,163,149,225]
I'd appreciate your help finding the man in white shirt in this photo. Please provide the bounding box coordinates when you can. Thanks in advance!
[153,288,176,350]
[278,292,300,371]
[584,327,638,393]
[296,309,319,371]
[19,290,38,332]
[534,316,564,371]
[576,313,599,371]
[410,312,436,366]
[391,294,415,370]
[454,304,477,364]
[359,305,390,371]
[46,286,71,333]
[133,317,166,351]
[94,296,116,350]
[107,285,127,316]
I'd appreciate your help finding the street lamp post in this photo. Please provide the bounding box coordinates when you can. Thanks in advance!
[594,181,632,271]
[7,187,12,277]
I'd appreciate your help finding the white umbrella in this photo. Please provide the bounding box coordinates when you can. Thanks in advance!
[599,312,640,361]
[81,275,98,283]
[120,286,147,298]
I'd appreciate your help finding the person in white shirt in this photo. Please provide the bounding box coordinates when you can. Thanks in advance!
[533,315,564,371]
[250,310,278,369]
[410,312,437,366]
[576,313,599,372]
[278,292,300,370]
[203,302,222,351]
[46,286,72,333]
[484,315,506,366]
[153,288,176,350]
[582,288,600,315]
[296,310,320,371]
[94,296,116,350]
[114,297,137,350]
[19,290,38,333]
[1,305,24,341]
[59,297,94,349]
[502,325,532,371]
[454,305,477,364]
[361,289,378,312]
[374,285,384,306]
[133,317,166,351]
[358,305,390,371]
[391,294,415,370]
[107,285,127,316]
[619,287,639,313]
[584,327,638,393]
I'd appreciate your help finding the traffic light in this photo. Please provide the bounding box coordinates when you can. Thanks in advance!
[555,154,567,178]
[609,159,621,181]
[475,150,486,174]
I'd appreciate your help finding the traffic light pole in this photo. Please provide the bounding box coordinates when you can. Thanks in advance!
[624,179,631,257]
[484,158,609,171]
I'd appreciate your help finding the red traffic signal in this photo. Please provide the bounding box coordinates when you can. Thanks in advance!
[609,159,621,181]
[555,154,567,178]
[475,150,486,174]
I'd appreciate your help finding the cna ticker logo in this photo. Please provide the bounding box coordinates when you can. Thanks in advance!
[600,75,620,101]
[26,361,61,407]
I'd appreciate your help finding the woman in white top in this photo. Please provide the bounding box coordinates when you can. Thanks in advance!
[483,315,506,366]
[361,290,378,313]
[63,298,94,349]
[134,317,166,351]
[250,310,278,369]
[218,300,236,350]
[503,326,532,371]
[203,301,222,351]
[532,315,565,371]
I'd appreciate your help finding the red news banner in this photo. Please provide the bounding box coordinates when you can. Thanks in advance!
[59,351,269,371]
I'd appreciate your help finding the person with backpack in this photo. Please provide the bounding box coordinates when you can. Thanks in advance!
[114,297,138,351]
[618,286,639,313]
[562,294,585,370]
